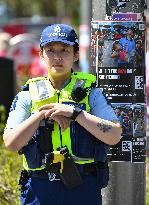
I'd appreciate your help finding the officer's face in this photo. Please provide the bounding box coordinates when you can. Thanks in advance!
[40,42,79,77]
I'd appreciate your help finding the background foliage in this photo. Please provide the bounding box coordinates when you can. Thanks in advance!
[0,0,80,25]
[0,105,21,204]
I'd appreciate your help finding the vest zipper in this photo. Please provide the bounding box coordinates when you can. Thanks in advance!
[57,91,62,147]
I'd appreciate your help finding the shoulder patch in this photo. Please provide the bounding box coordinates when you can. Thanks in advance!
[21,84,29,91]
[10,95,19,112]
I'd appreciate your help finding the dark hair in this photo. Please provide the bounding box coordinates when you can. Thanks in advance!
[73,44,79,53]
[112,40,120,50]
[136,40,142,44]
[128,27,135,33]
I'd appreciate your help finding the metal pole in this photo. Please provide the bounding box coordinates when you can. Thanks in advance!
[79,0,92,73]
[102,163,146,205]
[92,1,146,205]
[95,35,99,75]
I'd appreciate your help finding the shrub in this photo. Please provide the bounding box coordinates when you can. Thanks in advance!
[0,104,21,204]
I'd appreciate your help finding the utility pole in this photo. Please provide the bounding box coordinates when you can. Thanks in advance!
[92,1,146,205]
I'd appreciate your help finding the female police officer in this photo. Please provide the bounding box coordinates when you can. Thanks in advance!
[3,24,122,205]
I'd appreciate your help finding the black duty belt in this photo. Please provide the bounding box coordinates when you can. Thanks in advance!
[32,170,60,180]
[31,162,108,180]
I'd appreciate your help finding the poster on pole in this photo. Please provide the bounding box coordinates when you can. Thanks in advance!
[106,0,147,19]
[91,20,146,162]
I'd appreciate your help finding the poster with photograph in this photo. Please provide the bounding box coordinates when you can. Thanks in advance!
[91,20,146,162]
[91,21,145,69]
[106,0,146,18]
[108,103,146,162]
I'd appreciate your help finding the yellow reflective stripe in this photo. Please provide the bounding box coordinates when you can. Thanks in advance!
[61,127,72,155]
[24,167,44,171]
[23,155,44,171]
[52,122,61,150]
[74,160,94,164]
[23,154,28,170]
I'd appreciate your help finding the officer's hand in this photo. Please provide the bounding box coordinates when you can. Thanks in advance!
[51,115,71,131]
[39,103,74,119]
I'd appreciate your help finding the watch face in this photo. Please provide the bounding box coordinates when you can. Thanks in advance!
[75,106,82,112]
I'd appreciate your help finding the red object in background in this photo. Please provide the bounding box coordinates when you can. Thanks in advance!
[3,24,27,36]
[29,57,47,77]
[118,50,128,62]
[10,44,40,76]
[117,68,127,74]
[0,50,7,57]
[114,33,123,40]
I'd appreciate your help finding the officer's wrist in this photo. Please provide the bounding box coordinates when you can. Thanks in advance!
[71,106,83,121]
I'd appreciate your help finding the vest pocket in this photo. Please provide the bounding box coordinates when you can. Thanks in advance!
[70,122,95,158]
[23,142,43,169]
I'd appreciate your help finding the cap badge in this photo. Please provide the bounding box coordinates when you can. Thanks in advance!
[54,25,61,33]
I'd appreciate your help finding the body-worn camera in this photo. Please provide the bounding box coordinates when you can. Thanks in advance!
[71,86,87,103]
[71,79,96,103]
[42,146,83,189]
[71,79,87,102]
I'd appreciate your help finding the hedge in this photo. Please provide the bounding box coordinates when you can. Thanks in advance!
[0,104,21,205]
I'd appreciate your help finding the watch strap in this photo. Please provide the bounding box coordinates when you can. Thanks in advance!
[71,106,82,121]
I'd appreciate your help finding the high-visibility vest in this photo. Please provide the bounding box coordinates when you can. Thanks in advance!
[22,72,108,171]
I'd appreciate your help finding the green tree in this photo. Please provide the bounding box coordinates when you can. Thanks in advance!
[1,0,80,25]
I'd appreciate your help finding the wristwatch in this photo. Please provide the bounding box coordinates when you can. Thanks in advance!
[71,106,83,121]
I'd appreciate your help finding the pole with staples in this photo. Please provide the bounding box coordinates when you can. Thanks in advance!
[92,0,146,205]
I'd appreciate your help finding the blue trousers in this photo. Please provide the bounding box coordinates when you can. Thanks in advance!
[20,175,102,205]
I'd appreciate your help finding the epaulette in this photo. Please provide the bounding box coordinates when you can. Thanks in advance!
[21,84,29,91]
